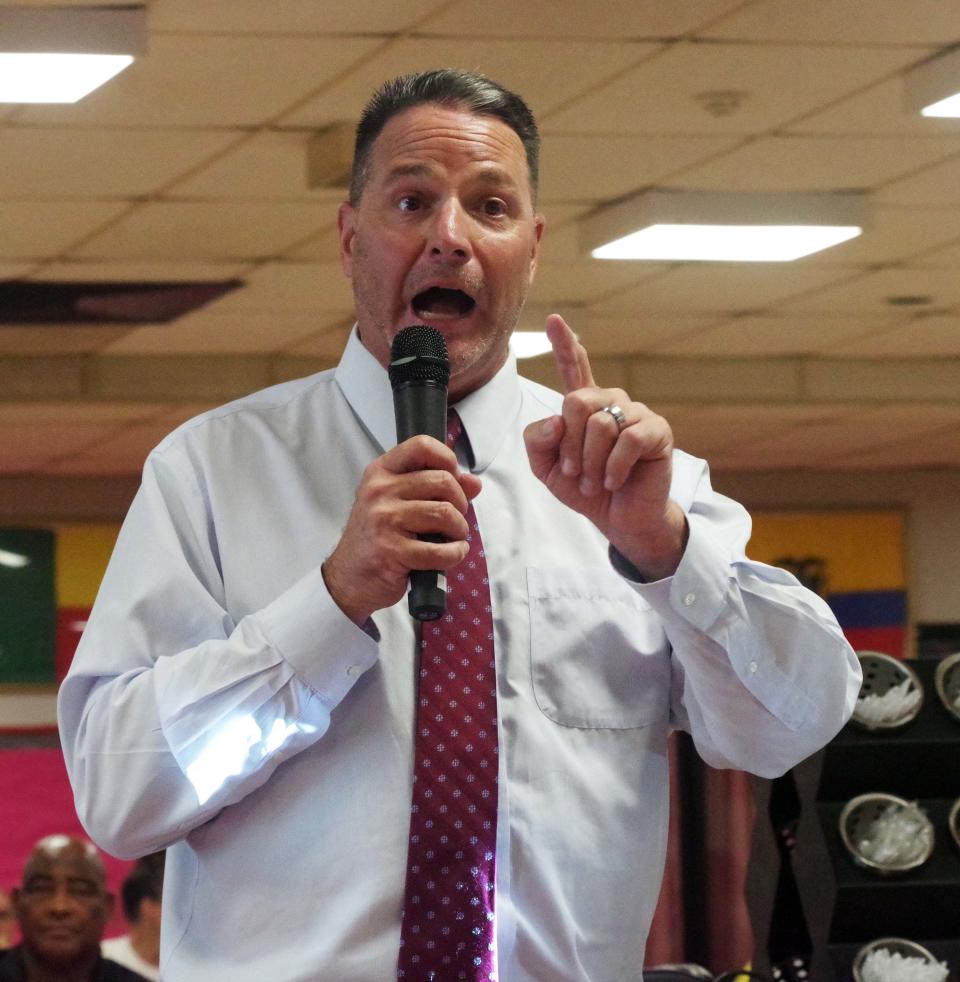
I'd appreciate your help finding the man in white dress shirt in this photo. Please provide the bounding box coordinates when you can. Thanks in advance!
[100,856,162,982]
[58,69,860,981]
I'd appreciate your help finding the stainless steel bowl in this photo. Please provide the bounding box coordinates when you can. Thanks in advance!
[839,792,934,874]
[852,651,924,731]
[852,937,944,982]
[934,650,960,724]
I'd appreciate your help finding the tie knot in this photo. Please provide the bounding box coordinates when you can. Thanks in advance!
[445,409,463,450]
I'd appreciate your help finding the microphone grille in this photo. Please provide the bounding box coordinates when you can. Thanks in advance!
[388,325,450,390]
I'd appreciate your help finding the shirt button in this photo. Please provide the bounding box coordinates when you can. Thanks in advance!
[682,592,696,607]
[749,661,758,674]
[346,665,363,678]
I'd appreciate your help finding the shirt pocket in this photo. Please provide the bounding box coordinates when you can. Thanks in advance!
[527,566,671,730]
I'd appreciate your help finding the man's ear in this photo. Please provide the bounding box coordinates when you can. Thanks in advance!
[337,202,357,279]
[528,213,546,284]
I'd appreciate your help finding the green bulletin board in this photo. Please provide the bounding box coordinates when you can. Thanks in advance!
[0,528,55,684]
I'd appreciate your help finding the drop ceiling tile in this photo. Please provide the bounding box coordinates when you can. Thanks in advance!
[421,0,746,38]
[0,202,130,259]
[654,313,897,357]
[528,260,662,306]
[203,262,353,313]
[19,35,383,128]
[70,202,330,261]
[0,264,36,278]
[0,424,117,470]
[824,315,960,357]
[538,133,740,202]
[801,205,960,267]
[877,151,960,206]
[780,267,960,315]
[589,263,851,315]
[573,313,722,355]
[839,427,960,470]
[151,0,447,33]
[669,135,960,192]
[103,312,339,355]
[0,326,131,355]
[542,41,916,136]
[914,239,960,269]
[703,0,960,45]
[282,227,343,263]
[787,75,960,138]
[34,260,251,282]
[282,322,354,358]
[712,408,960,470]
[280,38,654,127]
[42,454,146,477]
[0,402,167,426]
[0,127,240,198]
[170,131,350,202]
[671,403,848,456]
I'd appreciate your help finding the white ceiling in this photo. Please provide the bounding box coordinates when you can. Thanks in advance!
[5,0,960,477]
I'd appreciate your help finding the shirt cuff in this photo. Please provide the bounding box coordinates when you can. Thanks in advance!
[255,565,380,706]
[610,512,731,633]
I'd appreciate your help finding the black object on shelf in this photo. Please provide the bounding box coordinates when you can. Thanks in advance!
[747,657,960,981]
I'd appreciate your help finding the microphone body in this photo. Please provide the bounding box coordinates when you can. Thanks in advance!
[389,326,450,621]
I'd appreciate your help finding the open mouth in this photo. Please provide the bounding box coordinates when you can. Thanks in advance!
[412,287,476,320]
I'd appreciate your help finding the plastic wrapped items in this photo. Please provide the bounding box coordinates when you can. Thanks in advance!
[857,801,933,868]
[858,946,948,982]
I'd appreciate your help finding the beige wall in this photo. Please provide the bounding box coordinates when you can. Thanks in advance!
[3,467,958,726]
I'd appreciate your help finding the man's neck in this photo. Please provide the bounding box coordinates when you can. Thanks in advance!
[128,921,160,966]
[20,946,98,982]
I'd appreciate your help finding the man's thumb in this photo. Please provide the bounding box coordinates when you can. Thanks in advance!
[523,415,563,479]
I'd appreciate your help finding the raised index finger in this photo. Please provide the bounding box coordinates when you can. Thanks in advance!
[546,313,595,393]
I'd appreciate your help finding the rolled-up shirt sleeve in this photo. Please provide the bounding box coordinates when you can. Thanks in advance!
[57,447,379,859]
[613,453,861,778]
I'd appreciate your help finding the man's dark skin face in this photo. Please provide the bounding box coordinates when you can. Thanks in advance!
[12,838,112,981]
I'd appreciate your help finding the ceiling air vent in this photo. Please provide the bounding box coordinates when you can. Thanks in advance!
[0,279,243,324]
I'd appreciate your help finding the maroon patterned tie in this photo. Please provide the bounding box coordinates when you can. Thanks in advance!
[397,411,499,982]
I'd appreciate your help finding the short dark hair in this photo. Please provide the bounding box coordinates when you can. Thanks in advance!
[349,68,540,205]
[121,853,164,923]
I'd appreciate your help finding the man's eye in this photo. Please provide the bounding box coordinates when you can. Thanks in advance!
[398,196,421,213]
[482,199,508,217]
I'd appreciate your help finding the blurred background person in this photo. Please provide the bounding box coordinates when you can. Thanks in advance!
[100,854,163,981]
[0,890,14,950]
[0,835,147,982]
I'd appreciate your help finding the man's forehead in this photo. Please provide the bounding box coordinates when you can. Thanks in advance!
[24,838,105,884]
[370,104,530,185]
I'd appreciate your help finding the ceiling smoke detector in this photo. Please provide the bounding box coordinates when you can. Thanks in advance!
[695,89,748,117]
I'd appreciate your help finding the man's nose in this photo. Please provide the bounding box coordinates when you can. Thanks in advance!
[427,199,471,263]
[46,888,77,916]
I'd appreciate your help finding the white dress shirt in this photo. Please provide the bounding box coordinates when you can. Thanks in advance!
[59,329,860,982]
[101,936,160,981]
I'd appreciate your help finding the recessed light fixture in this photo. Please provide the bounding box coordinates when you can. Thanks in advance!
[904,46,960,118]
[0,5,145,104]
[580,189,868,262]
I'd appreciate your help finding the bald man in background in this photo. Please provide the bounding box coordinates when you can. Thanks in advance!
[0,837,147,982]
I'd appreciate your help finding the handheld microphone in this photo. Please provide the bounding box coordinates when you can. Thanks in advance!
[389,325,450,621]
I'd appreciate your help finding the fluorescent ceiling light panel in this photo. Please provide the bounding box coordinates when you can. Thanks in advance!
[510,331,553,359]
[581,190,868,262]
[0,5,145,104]
[904,46,960,118]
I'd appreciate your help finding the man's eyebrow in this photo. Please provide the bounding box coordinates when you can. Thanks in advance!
[382,163,434,183]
